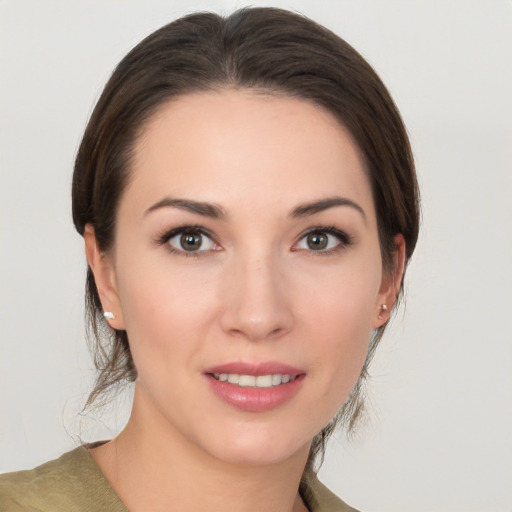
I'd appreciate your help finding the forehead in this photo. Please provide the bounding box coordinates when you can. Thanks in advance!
[125,89,374,219]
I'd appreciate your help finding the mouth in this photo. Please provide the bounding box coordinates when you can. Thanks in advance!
[204,362,305,412]
[209,373,298,388]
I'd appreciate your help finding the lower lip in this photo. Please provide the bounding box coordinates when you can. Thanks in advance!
[206,374,305,412]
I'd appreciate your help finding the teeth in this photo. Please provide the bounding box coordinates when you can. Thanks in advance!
[227,374,239,384]
[239,375,256,387]
[255,375,272,388]
[272,374,282,385]
[212,373,296,388]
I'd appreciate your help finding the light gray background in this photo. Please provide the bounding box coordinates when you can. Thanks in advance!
[1,1,511,511]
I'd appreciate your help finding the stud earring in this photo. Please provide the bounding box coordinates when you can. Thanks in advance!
[103,311,116,321]
[378,304,388,318]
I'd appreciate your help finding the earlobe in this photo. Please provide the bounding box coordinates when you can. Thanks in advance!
[84,224,125,330]
[372,234,406,329]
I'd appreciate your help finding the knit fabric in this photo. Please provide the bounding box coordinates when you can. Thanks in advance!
[0,447,359,512]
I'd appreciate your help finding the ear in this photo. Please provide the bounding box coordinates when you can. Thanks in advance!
[84,224,125,330]
[372,234,406,329]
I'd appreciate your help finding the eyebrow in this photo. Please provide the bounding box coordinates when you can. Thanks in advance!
[145,195,366,222]
[145,197,225,219]
[290,196,366,222]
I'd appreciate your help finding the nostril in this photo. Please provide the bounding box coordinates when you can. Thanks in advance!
[269,327,284,338]
[225,323,288,343]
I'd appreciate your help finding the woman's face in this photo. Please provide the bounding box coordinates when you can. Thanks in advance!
[91,90,396,465]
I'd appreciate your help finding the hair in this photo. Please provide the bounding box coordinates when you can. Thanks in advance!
[72,7,420,474]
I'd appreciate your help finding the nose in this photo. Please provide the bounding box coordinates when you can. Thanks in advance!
[219,251,294,342]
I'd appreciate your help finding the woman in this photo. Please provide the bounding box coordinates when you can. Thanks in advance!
[0,7,419,512]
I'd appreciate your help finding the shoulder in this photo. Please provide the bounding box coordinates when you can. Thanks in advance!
[0,447,127,512]
[301,473,361,512]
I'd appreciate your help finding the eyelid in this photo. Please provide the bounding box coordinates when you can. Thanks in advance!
[292,226,352,253]
[155,225,221,256]
[155,224,351,256]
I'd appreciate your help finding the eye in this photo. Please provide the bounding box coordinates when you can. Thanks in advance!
[163,227,218,254]
[294,227,350,253]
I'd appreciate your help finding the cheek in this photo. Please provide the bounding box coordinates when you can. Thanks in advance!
[296,252,381,337]
[113,252,222,367]
[307,297,370,389]
[297,259,381,405]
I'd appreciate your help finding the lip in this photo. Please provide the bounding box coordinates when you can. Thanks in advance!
[204,361,303,377]
[204,361,306,412]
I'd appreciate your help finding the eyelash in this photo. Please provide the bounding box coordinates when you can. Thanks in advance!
[155,225,218,258]
[293,226,352,256]
[155,225,352,257]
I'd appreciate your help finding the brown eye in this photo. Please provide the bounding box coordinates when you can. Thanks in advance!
[180,233,202,251]
[167,229,216,253]
[306,233,328,250]
[294,228,350,253]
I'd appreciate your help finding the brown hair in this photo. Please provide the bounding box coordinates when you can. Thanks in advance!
[72,7,420,473]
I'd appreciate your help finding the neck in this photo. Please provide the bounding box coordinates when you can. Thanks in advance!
[90,385,311,512]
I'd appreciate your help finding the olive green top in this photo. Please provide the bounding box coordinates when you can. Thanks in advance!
[0,447,359,512]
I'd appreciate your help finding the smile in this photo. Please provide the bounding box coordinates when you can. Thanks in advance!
[211,373,296,388]
[205,362,305,412]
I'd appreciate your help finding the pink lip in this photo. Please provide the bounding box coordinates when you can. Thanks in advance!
[204,361,303,377]
[204,361,306,413]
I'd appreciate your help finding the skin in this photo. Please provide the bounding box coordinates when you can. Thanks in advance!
[85,90,405,512]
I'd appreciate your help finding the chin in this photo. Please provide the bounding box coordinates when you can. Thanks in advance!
[196,423,313,467]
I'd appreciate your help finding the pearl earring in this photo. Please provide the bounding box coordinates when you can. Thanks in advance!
[378,304,388,318]
[103,311,116,321]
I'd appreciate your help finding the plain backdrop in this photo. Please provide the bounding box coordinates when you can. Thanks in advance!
[1,1,511,511]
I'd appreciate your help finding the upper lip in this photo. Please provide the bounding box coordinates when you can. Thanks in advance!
[204,361,304,377]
